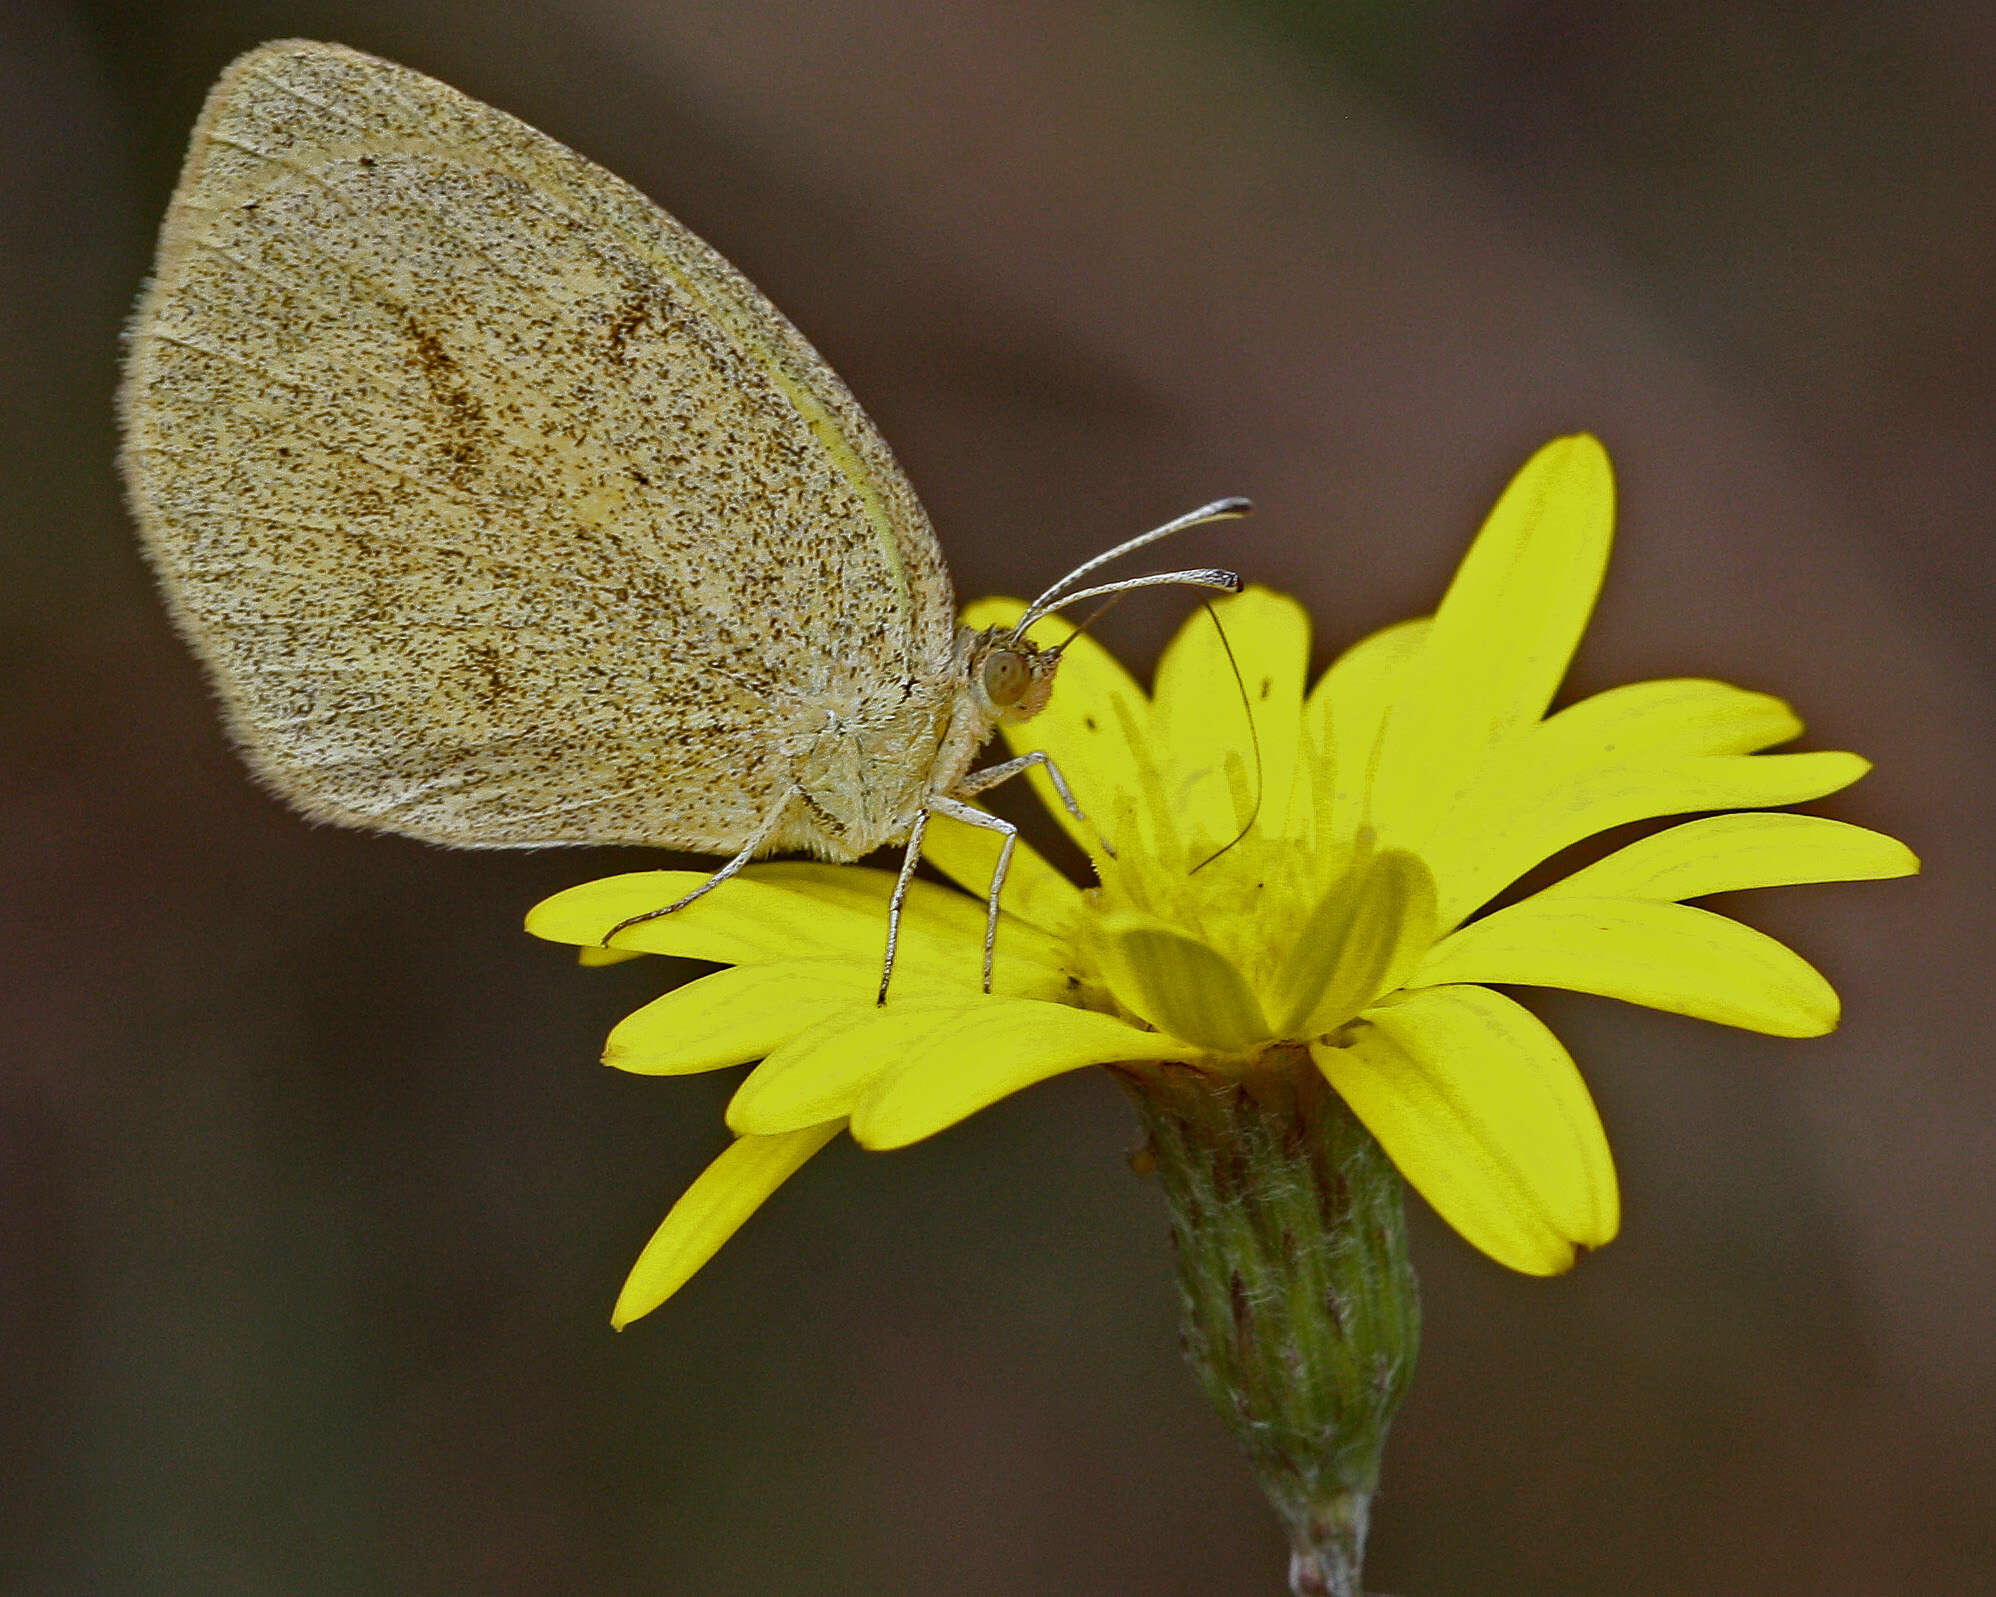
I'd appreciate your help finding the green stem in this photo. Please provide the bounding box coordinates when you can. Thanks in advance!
[1119,1049,1419,1597]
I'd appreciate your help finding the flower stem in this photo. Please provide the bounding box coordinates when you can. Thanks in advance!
[1120,1050,1419,1597]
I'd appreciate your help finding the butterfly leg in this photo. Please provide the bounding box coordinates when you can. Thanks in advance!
[600,796,795,946]
[877,807,933,1006]
[954,750,1114,857]
[923,793,1017,996]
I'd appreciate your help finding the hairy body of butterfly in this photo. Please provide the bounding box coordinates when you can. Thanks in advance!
[121,41,1239,998]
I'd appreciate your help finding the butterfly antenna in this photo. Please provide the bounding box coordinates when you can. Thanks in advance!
[1048,592,1129,654]
[1010,497,1252,638]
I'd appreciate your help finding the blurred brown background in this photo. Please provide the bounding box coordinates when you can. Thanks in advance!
[4,0,1988,1591]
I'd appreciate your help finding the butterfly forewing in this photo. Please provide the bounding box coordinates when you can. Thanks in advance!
[120,40,956,850]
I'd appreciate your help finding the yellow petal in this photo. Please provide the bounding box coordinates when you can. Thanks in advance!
[529,871,872,961]
[726,993,982,1134]
[1150,588,1312,847]
[1413,898,1840,1036]
[918,804,1089,940]
[526,869,1064,996]
[611,1121,842,1328]
[741,862,1074,993]
[1424,750,1871,929]
[852,1002,1197,1149]
[1303,617,1431,847]
[1410,676,1815,920]
[1266,849,1440,1038]
[604,960,877,1074]
[1093,910,1272,1053]
[1539,812,1920,901]
[1370,436,1614,844]
[1314,985,1618,1274]
[961,596,1152,861]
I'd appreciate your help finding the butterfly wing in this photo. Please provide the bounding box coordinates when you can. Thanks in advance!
[120,40,957,851]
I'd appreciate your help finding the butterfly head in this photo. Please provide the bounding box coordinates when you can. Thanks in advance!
[960,497,1253,734]
[967,628,1061,726]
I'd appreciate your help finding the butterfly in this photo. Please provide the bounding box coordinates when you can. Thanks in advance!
[120,40,1245,998]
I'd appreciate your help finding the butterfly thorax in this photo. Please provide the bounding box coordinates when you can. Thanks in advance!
[782,624,1058,860]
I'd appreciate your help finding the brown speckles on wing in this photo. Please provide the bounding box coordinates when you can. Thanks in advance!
[120,40,957,851]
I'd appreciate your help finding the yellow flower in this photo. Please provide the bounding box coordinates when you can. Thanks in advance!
[528,435,1917,1328]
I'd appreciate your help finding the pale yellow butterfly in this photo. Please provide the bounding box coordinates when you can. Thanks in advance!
[119,40,1246,997]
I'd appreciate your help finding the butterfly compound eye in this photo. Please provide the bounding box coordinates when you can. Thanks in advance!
[974,641,1058,726]
[980,649,1032,710]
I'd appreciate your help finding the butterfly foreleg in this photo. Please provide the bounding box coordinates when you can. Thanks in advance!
[952,750,1113,857]
[955,749,1078,815]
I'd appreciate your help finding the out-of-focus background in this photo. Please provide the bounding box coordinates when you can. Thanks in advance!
[5,1,1987,1591]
